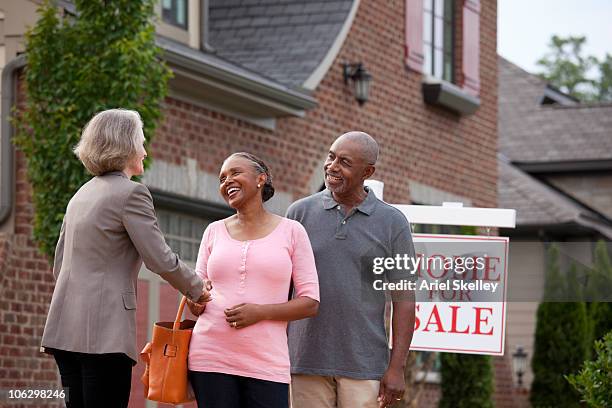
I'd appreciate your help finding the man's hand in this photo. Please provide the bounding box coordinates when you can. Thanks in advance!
[224,303,264,329]
[377,366,405,407]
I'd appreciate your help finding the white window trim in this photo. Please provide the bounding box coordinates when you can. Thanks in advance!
[415,370,442,384]
[423,0,453,81]
[156,0,200,49]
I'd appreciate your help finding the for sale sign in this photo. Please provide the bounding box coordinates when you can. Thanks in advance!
[408,234,509,355]
[366,234,509,355]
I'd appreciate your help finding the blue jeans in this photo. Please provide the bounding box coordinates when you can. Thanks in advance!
[189,371,289,408]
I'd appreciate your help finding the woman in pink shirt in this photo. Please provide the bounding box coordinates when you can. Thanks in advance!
[187,152,320,408]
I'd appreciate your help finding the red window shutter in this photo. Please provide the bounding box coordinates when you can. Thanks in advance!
[462,0,481,96]
[405,0,424,72]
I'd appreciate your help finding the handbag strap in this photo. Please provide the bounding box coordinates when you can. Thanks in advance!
[173,296,187,331]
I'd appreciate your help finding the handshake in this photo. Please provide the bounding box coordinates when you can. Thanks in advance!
[188,279,213,316]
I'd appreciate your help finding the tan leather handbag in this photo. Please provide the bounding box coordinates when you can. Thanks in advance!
[140,296,196,404]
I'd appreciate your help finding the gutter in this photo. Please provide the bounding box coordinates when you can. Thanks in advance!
[157,36,318,112]
[514,159,612,174]
[577,214,612,240]
[0,55,26,225]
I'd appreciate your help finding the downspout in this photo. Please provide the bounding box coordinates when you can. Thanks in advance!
[200,0,215,52]
[0,55,26,225]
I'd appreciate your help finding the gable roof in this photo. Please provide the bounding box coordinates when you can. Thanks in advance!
[499,156,583,225]
[209,0,355,88]
[498,156,612,238]
[498,57,612,164]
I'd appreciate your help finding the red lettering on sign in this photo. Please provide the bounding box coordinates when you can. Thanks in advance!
[449,306,470,334]
[423,305,444,332]
[472,307,494,335]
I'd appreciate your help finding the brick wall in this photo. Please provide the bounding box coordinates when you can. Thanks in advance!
[494,349,522,407]
[152,0,498,209]
[0,73,62,407]
[0,1,511,407]
[415,383,442,408]
[0,150,61,408]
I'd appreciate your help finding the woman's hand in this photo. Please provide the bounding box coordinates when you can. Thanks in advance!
[224,303,264,329]
[188,280,213,316]
[224,298,318,329]
[187,298,207,316]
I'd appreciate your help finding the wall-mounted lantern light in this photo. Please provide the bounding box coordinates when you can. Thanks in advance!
[343,62,372,106]
[512,346,528,388]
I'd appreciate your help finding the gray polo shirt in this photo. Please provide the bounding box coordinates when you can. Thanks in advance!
[287,187,415,380]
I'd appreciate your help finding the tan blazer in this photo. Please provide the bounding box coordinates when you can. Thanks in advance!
[41,171,203,363]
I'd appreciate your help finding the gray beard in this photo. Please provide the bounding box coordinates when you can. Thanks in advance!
[325,181,346,194]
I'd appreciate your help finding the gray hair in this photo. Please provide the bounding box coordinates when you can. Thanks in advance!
[74,109,144,176]
[336,131,379,165]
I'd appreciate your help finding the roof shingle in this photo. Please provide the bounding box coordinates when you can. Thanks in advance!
[498,57,612,163]
[498,157,579,225]
[209,0,354,88]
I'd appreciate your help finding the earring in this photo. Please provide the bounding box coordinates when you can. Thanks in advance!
[257,184,261,188]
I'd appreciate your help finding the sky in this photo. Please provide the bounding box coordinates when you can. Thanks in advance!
[497,0,612,75]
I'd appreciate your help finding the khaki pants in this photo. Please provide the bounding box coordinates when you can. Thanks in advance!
[290,374,380,408]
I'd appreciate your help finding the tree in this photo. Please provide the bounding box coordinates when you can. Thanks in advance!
[530,244,590,408]
[564,242,612,407]
[596,54,612,101]
[567,331,612,408]
[438,353,494,408]
[13,0,171,258]
[536,35,612,102]
[586,241,612,349]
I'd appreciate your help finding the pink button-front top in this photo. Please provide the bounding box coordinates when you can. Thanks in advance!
[188,218,319,383]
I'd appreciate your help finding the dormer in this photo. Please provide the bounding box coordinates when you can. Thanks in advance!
[539,84,579,106]
[156,0,204,50]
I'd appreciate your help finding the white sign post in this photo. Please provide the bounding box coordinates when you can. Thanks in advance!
[365,180,516,356]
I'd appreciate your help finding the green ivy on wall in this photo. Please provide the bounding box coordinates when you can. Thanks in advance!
[13,0,171,258]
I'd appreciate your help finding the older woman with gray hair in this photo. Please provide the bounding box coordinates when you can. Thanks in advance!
[41,108,210,408]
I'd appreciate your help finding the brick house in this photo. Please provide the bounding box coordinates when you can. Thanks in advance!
[498,56,612,395]
[0,1,514,407]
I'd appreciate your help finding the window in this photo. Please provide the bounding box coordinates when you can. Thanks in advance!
[415,351,442,382]
[406,0,480,111]
[158,210,212,264]
[162,0,188,30]
[423,0,454,82]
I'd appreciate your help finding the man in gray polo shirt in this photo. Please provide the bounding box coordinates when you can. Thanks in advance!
[287,131,416,408]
